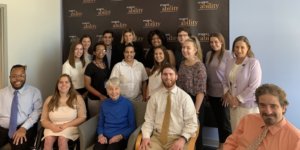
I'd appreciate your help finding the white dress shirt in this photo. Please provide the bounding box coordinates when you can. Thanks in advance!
[141,85,198,140]
[110,59,148,100]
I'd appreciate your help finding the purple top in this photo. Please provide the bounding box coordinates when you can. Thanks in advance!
[205,51,232,97]
[223,57,262,108]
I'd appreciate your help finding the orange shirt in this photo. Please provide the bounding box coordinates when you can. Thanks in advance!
[224,114,300,150]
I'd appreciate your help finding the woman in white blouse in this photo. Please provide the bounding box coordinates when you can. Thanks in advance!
[62,42,87,95]
[222,36,262,130]
[146,46,170,101]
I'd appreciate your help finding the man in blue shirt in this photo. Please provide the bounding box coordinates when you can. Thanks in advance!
[0,64,42,149]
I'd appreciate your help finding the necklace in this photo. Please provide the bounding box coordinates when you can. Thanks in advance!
[94,60,106,69]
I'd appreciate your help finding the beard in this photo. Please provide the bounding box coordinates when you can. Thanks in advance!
[262,113,277,125]
[162,79,176,89]
[10,80,26,90]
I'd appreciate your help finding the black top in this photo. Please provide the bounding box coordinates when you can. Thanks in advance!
[84,62,109,100]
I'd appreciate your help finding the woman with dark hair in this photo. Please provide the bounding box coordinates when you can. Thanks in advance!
[145,46,170,100]
[144,29,175,73]
[62,42,87,95]
[205,33,232,150]
[222,36,262,130]
[80,34,93,62]
[119,28,144,63]
[41,74,86,150]
[84,41,109,117]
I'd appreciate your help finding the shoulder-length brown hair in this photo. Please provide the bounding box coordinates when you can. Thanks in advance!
[232,36,254,58]
[47,74,78,111]
[68,42,86,68]
[150,46,170,76]
[208,33,226,64]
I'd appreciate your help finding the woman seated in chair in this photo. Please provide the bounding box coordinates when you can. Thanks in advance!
[40,74,87,150]
[94,77,136,150]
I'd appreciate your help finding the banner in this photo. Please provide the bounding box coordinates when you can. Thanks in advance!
[62,0,229,64]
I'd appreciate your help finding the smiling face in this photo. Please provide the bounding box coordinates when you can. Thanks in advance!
[151,34,162,47]
[154,47,165,64]
[58,76,71,94]
[10,67,26,90]
[124,32,134,44]
[161,67,177,89]
[258,94,286,126]
[81,37,91,50]
[94,44,106,60]
[102,33,113,46]
[106,84,121,100]
[74,44,84,59]
[233,40,249,59]
[182,40,197,60]
[210,37,222,52]
[124,46,135,63]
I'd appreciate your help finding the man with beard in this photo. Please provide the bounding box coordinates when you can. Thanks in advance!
[224,84,300,150]
[0,64,42,149]
[140,64,198,150]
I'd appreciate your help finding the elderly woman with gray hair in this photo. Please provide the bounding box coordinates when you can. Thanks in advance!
[94,77,136,150]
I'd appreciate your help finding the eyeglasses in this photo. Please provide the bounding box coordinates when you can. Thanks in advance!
[10,74,26,79]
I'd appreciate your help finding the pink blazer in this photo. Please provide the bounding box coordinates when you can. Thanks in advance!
[223,57,262,108]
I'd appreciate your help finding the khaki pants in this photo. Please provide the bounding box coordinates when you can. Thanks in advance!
[148,131,188,150]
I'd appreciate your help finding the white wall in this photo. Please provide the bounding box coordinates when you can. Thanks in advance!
[0,0,62,98]
[230,0,300,128]
[204,0,300,146]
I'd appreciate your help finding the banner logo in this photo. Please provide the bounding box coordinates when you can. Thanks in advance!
[111,21,128,29]
[197,1,219,10]
[136,36,144,42]
[68,10,83,17]
[127,6,143,14]
[165,33,177,42]
[160,4,179,13]
[143,19,161,28]
[96,34,103,42]
[96,8,111,16]
[68,35,79,43]
[82,0,96,4]
[179,18,198,27]
[197,33,210,42]
[82,22,97,30]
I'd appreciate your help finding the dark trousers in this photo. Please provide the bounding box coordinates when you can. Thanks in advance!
[189,94,204,150]
[0,124,37,150]
[207,96,232,143]
[93,139,127,150]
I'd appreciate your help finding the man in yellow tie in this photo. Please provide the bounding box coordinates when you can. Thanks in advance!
[224,84,300,150]
[140,64,198,150]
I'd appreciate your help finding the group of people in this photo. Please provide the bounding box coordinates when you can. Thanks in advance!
[0,26,300,150]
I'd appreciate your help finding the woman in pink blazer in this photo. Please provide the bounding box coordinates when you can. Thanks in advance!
[223,36,262,130]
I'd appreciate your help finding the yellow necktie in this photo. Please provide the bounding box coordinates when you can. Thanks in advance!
[248,126,269,150]
[160,91,171,144]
